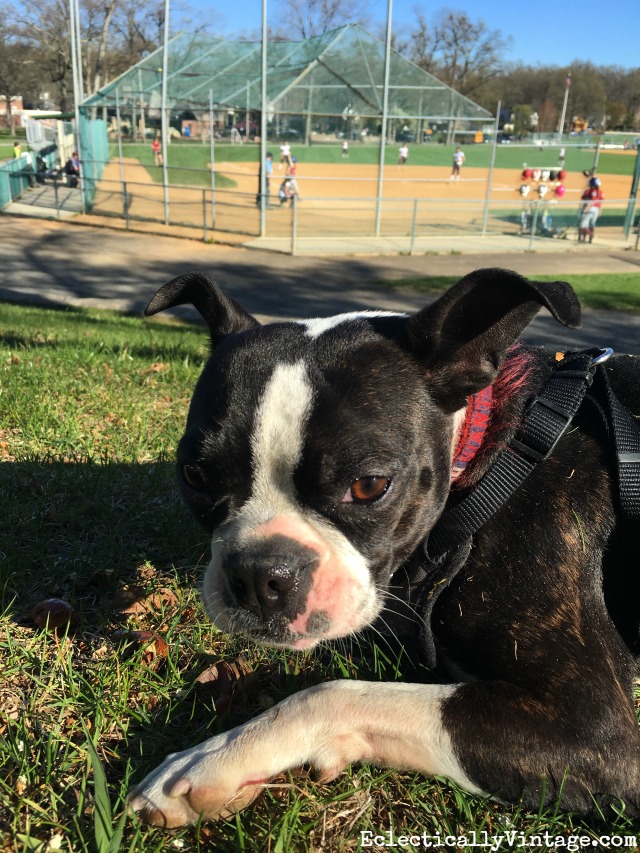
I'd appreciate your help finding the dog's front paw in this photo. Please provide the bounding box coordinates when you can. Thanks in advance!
[128,734,266,828]
[128,683,372,827]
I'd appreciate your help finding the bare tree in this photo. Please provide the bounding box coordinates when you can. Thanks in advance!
[110,0,160,70]
[415,8,511,99]
[406,9,442,75]
[13,0,74,110]
[0,6,34,132]
[84,0,119,95]
[276,0,370,40]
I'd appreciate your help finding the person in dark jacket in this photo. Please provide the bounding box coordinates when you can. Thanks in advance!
[64,151,80,188]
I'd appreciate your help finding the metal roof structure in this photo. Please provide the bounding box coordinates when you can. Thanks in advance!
[83,24,492,123]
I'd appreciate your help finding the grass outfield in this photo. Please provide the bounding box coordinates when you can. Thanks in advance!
[3,139,633,175]
[0,142,15,161]
[386,273,640,315]
[114,140,637,179]
[2,299,640,849]
[112,143,236,188]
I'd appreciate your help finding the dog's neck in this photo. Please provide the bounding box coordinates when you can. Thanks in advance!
[449,346,536,485]
[450,385,493,483]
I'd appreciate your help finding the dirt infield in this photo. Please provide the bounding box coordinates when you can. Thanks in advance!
[216,160,632,201]
[91,158,633,241]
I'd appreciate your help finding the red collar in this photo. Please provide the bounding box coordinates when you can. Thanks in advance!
[451,385,493,482]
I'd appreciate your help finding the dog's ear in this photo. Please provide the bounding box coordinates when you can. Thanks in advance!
[144,272,259,347]
[405,267,581,410]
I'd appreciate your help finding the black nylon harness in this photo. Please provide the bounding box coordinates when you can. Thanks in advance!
[394,348,640,669]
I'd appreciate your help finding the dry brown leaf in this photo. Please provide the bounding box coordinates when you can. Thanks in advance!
[141,362,171,375]
[112,584,178,617]
[195,658,256,714]
[113,629,168,668]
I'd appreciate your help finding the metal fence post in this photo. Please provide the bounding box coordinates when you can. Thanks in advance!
[209,90,217,231]
[482,101,501,235]
[528,201,539,251]
[3,168,10,208]
[291,194,298,255]
[123,180,130,230]
[202,190,208,242]
[623,145,640,238]
[53,178,61,221]
[409,198,418,254]
[592,141,602,174]
[375,0,393,238]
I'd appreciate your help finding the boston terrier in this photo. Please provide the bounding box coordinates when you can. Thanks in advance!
[130,268,640,826]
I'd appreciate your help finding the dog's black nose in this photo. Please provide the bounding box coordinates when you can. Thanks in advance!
[225,554,298,619]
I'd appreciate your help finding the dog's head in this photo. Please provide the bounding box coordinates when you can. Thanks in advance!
[145,269,580,649]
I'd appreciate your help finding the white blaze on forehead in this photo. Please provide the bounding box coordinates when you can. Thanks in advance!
[249,359,313,515]
[298,311,406,339]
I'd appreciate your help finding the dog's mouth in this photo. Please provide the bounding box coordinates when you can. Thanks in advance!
[220,607,333,650]
[201,524,382,648]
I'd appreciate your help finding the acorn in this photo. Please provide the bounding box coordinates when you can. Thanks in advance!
[30,598,79,631]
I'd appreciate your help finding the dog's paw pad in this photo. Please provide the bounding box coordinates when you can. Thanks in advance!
[185,780,263,819]
[310,764,343,783]
[168,777,191,798]
[128,788,199,829]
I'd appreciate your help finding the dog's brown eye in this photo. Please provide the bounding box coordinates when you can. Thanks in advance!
[181,463,208,490]
[342,476,391,504]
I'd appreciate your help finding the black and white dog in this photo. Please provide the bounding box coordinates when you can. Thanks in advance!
[130,268,640,827]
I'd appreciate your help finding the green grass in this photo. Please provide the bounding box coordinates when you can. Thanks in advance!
[385,273,640,315]
[113,142,236,188]
[113,139,637,177]
[1,300,639,850]
[0,142,15,162]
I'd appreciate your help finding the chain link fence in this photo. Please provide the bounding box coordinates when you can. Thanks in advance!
[57,172,638,254]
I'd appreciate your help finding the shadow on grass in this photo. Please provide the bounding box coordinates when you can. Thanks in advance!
[0,459,202,615]
[0,456,425,846]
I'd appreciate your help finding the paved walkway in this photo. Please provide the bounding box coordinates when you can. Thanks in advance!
[245,231,637,256]
[1,214,639,353]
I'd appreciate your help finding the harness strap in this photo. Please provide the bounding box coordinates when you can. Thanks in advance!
[408,347,640,669]
[426,347,610,560]
[593,364,640,518]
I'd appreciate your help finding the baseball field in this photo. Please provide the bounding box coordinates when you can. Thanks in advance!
[90,142,636,241]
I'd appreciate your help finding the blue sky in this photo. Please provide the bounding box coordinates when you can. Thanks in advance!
[184,0,639,69]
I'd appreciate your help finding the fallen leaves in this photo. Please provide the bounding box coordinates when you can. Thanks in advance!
[194,657,256,715]
[116,585,179,618]
[141,362,171,375]
[112,629,169,668]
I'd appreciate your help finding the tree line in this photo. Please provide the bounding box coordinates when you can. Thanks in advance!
[1,0,639,134]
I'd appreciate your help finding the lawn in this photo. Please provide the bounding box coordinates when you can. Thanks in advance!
[0,142,16,162]
[1,300,639,850]
[114,139,637,177]
[112,143,237,189]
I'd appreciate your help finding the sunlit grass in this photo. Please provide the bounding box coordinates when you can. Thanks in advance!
[1,301,638,849]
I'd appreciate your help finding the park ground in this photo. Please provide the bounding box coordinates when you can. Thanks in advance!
[1,198,640,850]
[5,139,637,247]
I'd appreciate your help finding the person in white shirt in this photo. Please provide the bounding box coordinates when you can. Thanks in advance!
[279,141,292,171]
[398,144,409,165]
[451,146,465,180]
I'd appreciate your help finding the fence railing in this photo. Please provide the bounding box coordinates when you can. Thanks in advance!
[4,159,639,255]
[0,156,35,209]
[287,196,638,252]
[1,149,67,210]
[75,177,639,251]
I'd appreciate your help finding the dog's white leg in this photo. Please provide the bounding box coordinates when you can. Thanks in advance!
[129,680,482,827]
